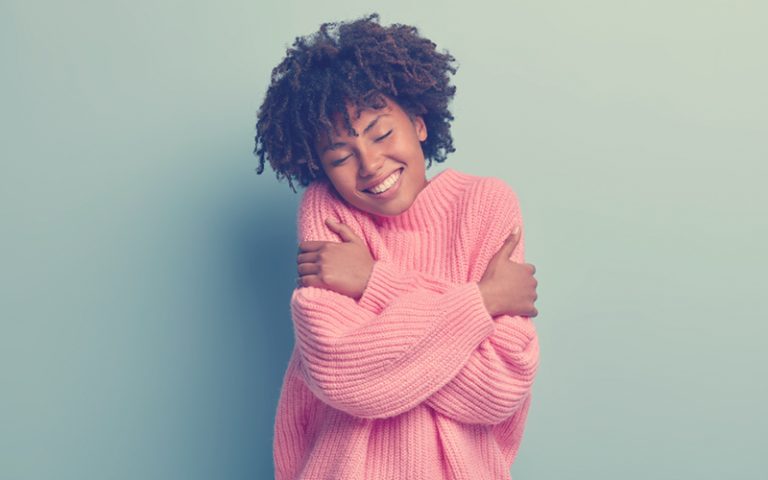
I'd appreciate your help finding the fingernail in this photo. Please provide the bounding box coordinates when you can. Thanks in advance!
[513,225,520,235]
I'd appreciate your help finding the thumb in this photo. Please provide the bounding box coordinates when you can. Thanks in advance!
[501,225,521,258]
[325,217,361,243]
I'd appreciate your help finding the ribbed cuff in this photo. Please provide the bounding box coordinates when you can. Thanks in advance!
[357,260,414,313]
[291,279,497,419]
[446,282,496,335]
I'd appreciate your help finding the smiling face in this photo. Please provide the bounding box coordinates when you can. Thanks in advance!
[315,95,429,217]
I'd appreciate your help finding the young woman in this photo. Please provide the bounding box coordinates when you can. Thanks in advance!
[254,13,540,480]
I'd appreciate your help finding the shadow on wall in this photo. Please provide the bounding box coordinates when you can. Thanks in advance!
[223,188,298,477]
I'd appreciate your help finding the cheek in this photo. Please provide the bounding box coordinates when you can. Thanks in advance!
[330,173,360,196]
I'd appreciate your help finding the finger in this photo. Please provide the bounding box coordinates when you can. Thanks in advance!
[298,241,329,252]
[297,252,319,264]
[297,274,322,288]
[325,218,361,244]
[502,225,522,257]
[297,263,320,276]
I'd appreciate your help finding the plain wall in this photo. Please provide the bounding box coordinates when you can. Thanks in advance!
[2,1,766,478]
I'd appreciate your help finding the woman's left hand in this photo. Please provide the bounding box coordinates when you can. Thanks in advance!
[296,218,375,300]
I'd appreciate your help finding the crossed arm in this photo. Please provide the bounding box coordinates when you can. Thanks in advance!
[291,181,539,425]
[355,258,539,425]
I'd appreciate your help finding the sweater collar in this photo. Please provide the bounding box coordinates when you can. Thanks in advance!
[367,167,467,230]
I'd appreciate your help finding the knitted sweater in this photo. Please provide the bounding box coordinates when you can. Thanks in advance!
[274,168,540,480]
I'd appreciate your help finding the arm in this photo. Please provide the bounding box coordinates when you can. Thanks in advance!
[358,180,540,425]
[292,180,538,423]
[291,183,496,419]
[291,281,494,419]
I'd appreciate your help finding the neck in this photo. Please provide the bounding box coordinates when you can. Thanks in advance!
[368,168,465,229]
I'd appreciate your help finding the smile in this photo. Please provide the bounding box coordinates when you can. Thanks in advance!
[364,168,402,194]
[363,168,404,200]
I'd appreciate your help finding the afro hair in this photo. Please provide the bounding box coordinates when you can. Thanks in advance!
[253,13,459,193]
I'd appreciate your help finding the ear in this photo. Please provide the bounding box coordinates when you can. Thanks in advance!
[413,115,428,142]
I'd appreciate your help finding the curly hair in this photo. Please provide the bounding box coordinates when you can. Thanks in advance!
[253,13,459,193]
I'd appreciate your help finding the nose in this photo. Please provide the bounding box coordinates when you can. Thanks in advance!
[357,146,384,178]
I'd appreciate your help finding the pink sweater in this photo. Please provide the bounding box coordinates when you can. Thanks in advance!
[274,168,540,480]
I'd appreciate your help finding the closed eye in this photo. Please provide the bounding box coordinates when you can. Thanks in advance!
[329,130,393,166]
[376,130,393,142]
[331,156,351,166]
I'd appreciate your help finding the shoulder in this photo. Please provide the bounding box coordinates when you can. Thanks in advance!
[452,170,521,220]
[455,171,526,262]
[296,179,368,243]
[299,178,343,212]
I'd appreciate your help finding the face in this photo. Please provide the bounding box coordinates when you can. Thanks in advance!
[315,95,429,217]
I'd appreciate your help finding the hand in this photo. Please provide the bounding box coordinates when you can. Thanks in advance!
[296,218,375,300]
[477,226,538,318]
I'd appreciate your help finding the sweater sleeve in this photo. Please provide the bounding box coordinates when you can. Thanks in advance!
[358,179,540,425]
[427,182,539,425]
[273,348,315,480]
[291,183,496,419]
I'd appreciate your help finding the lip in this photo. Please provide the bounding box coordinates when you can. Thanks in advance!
[361,168,403,191]
[362,167,404,201]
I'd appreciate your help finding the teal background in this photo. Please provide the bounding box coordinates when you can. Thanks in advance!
[2,1,766,478]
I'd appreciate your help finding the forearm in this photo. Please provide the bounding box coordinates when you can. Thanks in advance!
[356,259,464,313]
[357,263,539,425]
[424,315,539,425]
[291,281,495,419]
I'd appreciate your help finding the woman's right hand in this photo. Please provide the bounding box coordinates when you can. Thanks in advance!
[477,226,538,318]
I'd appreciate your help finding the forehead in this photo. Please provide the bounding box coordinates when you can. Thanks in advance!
[317,98,401,151]
[331,98,397,131]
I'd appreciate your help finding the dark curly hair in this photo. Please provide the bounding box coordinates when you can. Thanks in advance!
[253,13,459,193]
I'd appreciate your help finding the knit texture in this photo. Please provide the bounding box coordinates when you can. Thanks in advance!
[274,168,540,480]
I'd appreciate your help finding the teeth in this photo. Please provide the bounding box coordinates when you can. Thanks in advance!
[367,169,401,194]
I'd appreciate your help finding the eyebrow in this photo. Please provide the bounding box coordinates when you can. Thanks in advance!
[321,114,388,154]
